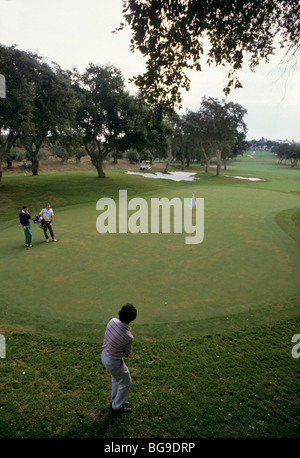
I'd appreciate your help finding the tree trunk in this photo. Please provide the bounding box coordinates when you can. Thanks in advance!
[96,162,106,178]
[24,142,41,176]
[200,143,210,173]
[90,153,106,178]
[0,132,18,185]
[216,149,222,176]
[164,146,173,173]
[32,156,39,175]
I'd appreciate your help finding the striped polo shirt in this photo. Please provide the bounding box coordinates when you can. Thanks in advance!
[103,318,134,359]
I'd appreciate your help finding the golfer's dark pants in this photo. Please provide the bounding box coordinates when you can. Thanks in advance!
[43,222,55,240]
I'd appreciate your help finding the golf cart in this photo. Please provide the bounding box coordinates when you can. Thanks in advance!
[140,160,151,170]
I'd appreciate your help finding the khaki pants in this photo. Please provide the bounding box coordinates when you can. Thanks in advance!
[101,349,132,410]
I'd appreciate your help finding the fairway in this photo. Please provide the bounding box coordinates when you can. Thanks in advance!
[1,152,300,341]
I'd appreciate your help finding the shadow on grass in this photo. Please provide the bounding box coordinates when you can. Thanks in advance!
[63,408,129,438]
[14,239,54,251]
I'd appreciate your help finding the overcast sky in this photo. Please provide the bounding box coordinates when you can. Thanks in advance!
[1,0,299,141]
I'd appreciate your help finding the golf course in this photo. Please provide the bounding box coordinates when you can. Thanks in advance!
[0,151,299,438]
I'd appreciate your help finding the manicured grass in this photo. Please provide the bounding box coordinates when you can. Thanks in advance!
[0,151,299,438]
[1,319,299,438]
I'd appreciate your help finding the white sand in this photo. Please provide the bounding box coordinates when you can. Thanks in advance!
[125,171,200,182]
[126,170,264,182]
[224,175,264,181]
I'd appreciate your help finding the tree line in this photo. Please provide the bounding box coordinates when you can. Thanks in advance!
[274,143,300,168]
[0,44,249,184]
[249,139,300,168]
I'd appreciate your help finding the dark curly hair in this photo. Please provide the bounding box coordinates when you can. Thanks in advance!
[119,304,137,324]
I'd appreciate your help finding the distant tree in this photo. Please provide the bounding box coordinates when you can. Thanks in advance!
[171,113,186,169]
[171,112,198,169]
[198,98,247,175]
[49,128,85,164]
[275,143,291,164]
[289,145,300,168]
[4,146,24,169]
[119,94,172,163]
[126,149,139,164]
[230,134,251,160]
[182,110,212,171]
[50,144,74,164]
[276,142,300,167]
[120,0,300,109]
[74,147,87,163]
[111,150,123,164]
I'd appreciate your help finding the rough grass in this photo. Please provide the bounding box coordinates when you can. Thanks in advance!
[0,151,299,438]
[1,319,299,438]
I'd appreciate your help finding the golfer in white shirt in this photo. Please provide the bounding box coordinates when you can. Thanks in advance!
[40,203,57,242]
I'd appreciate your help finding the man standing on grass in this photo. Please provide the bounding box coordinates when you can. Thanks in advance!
[40,203,57,242]
[19,206,32,247]
[101,304,137,414]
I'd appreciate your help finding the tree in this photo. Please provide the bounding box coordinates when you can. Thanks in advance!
[171,112,198,169]
[50,144,73,164]
[143,109,172,165]
[275,142,300,167]
[0,45,76,181]
[0,45,37,184]
[4,145,24,169]
[198,98,248,175]
[74,64,171,177]
[21,63,76,175]
[182,110,212,171]
[275,142,291,164]
[120,0,300,109]
[49,128,85,164]
[74,64,135,178]
[289,144,300,168]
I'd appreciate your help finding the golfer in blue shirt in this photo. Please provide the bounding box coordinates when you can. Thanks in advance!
[19,206,32,247]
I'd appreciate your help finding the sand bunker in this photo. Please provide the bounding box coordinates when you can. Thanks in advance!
[224,175,264,181]
[125,171,200,182]
[126,170,264,182]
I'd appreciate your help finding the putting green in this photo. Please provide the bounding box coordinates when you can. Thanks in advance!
[1,182,300,340]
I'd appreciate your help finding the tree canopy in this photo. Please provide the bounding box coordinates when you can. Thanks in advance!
[170,97,249,174]
[120,0,300,109]
[0,43,250,180]
[73,63,171,178]
[0,45,75,181]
